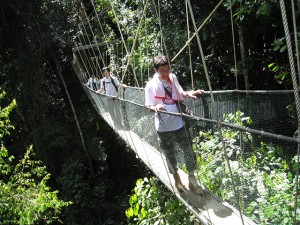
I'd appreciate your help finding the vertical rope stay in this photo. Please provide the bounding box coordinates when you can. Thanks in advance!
[186,0,216,118]
[75,45,90,81]
[89,6,106,69]
[291,0,300,83]
[186,1,245,223]
[105,0,129,55]
[78,24,99,76]
[90,0,119,73]
[82,20,98,74]
[118,0,149,96]
[82,5,104,76]
[185,0,197,119]
[279,1,300,224]
[229,0,238,90]
[144,8,150,82]
[171,0,224,63]
[139,40,143,87]
[106,0,146,104]
[150,0,168,57]
[77,27,96,76]
[185,0,194,90]
[54,55,95,179]
[158,0,163,53]
[87,1,110,67]
[105,0,135,84]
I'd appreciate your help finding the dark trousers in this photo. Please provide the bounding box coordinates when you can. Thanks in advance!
[157,127,197,174]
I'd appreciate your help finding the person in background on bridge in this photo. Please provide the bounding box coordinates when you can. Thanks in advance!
[85,74,100,91]
[145,55,204,194]
[97,67,127,129]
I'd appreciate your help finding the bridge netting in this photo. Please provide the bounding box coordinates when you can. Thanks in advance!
[71,0,300,224]
[72,52,299,225]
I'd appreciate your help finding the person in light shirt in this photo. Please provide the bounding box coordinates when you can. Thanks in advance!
[85,74,100,91]
[145,55,204,194]
[98,67,126,129]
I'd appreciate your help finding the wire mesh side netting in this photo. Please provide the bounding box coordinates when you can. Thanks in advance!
[184,90,297,138]
[194,121,299,224]
[122,87,300,224]
[124,87,297,137]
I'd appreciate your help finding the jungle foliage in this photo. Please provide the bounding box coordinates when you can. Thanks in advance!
[0,90,71,224]
[0,0,299,224]
[126,177,199,225]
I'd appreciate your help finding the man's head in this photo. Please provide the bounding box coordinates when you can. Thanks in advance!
[102,67,110,77]
[154,56,170,69]
[154,56,170,81]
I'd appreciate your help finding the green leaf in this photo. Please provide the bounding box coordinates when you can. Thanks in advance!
[280,45,287,52]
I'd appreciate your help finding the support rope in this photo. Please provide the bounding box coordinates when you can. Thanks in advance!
[171,0,224,63]
[78,26,98,76]
[81,7,104,75]
[186,0,194,90]
[229,0,238,90]
[78,24,100,76]
[185,1,249,223]
[186,0,216,119]
[106,0,146,103]
[279,1,300,223]
[291,0,300,83]
[119,0,149,89]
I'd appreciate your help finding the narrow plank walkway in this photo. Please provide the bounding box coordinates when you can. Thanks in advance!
[100,111,256,225]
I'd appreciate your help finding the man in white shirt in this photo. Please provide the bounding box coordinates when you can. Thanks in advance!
[98,67,126,129]
[145,55,204,194]
[99,67,119,97]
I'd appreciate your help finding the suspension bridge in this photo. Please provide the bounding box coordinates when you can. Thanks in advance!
[71,0,300,224]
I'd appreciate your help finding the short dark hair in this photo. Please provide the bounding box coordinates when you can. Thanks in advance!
[154,56,169,69]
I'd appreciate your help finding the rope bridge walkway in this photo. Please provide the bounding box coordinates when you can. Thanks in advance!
[71,0,300,224]
[73,57,257,225]
[73,53,299,225]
